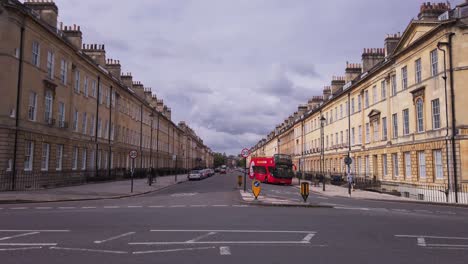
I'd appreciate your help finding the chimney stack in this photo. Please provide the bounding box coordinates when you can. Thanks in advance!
[345,62,362,83]
[105,59,121,79]
[384,33,401,57]
[323,86,332,101]
[298,105,308,117]
[121,72,133,88]
[24,0,58,29]
[82,44,106,65]
[156,99,164,113]
[418,2,451,21]
[308,96,323,110]
[132,81,145,99]
[62,24,82,50]
[331,76,346,95]
[362,48,385,72]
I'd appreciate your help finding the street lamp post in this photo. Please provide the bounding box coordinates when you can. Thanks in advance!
[320,115,326,191]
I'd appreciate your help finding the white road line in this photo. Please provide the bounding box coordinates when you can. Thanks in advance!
[169,205,186,208]
[81,207,96,209]
[103,206,120,209]
[0,231,39,241]
[426,244,468,248]
[334,207,370,211]
[127,206,143,208]
[130,241,312,245]
[0,230,69,232]
[94,232,135,244]
[417,237,427,247]
[10,207,28,210]
[395,235,468,240]
[0,246,42,251]
[232,205,250,207]
[219,246,231,255]
[301,233,315,243]
[58,207,75,209]
[189,205,207,207]
[133,246,215,255]
[212,205,228,207]
[50,246,127,254]
[148,205,165,208]
[150,229,316,234]
[186,232,217,243]
[35,207,52,210]
[0,243,57,246]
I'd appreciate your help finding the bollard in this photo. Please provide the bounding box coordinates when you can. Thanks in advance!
[300,182,309,202]
[237,175,243,188]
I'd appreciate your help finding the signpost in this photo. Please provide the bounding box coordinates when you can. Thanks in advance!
[300,182,309,202]
[241,148,250,192]
[252,180,261,200]
[129,150,138,193]
[344,156,353,197]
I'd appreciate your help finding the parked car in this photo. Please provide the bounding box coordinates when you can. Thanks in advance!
[201,169,210,179]
[215,168,220,173]
[220,168,227,174]
[188,170,203,180]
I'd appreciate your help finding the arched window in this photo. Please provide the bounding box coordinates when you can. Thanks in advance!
[416,98,424,132]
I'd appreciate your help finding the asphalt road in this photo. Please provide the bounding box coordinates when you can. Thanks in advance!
[1,171,468,264]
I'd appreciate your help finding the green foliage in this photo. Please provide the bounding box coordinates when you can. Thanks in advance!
[213,152,227,168]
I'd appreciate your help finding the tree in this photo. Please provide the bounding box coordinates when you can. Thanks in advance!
[213,152,227,168]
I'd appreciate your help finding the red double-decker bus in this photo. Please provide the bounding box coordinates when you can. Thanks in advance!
[249,154,294,185]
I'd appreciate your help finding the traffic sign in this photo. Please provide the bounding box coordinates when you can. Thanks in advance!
[300,182,309,202]
[241,148,250,158]
[252,180,261,199]
[344,156,352,165]
[129,150,138,159]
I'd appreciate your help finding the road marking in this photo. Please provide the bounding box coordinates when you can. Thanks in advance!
[232,205,250,207]
[58,207,75,210]
[189,205,207,207]
[426,244,468,248]
[301,233,315,243]
[50,246,127,254]
[334,207,370,211]
[414,209,432,214]
[10,207,28,210]
[81,207,96,209]
[169,205,186,208]
[0,246,42,251]
[103,206,120,209]
[219,246,231,255]
[94,232,135,244]
[127,206,143,208]
[130,241,313,245]
[0,230,69,232]
[417,237,427,247]
[0,243,57,246]
[395,235,468,240]
[150,229,316,234]
[212,205,229,207]
[171,193,198,197]
[0,231,39,241]
[186,232,217,243]
[35,207,52,210]
[133,246,215,255]
[148,205,165,208]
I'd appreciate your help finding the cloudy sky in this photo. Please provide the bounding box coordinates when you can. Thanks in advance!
[52,0,462,155]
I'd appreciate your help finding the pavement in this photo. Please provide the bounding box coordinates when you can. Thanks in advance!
[0,174,187,203]
[1,171,468,263]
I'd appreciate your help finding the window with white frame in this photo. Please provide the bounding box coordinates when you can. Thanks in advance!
[47,51,54,79]
[74,70,80,93]
[351,98,355,113]
[81,112,87,134]
[430,49,438,77]
[392,113,398,138]
[73,109,79,132]
[28,92,37,121]
[58,102,65,127]
[60,59,68,85]
[401,66,408,89]
[335,107,338,121]
[351,127,355,145]
[358,125,362,144]
[97,118,102,138]
[415,58,422,84]
[432,99,441,129]
[365,123,370,144]
[372,85,377,104]
[392,153,399,178]
[32,41,40,67]
[90,114,95,136]
[382,117,388,140]
[403,109,410,135]
[72,147,78,170]
[418,151,426,179]
[99,84,103,104]
[97,150,102,169]
[391,75,397,96]
[364,90,369,108]
[365,156,369,177]
[106,89,110,107]
[91,79,97,98]
[44,90,53,124]
[89,150,95,170]
[381,80,386,99]
[357,157,362,176]
[82,149,87,170]
[382,154,388,177]
[104,120,109,139]
[345,129,348,144]
[7,159,13,172]
[83,76,88,97]
[433,150,443,180]
[330,109,333,123]
[416,98,424,132]
[404,152,411,179]
[56,144,63,171]
[373,120,379,142]
[358,95,362,111]
[41,143,50,171]
[340,104,343,119]
[24,140,34,171]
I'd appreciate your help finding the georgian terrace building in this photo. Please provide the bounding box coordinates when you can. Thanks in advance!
[250,2,468,198]
[0,0,213,190]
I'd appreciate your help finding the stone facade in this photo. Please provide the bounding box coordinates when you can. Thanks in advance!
[250,2,468,189]
[0,0,213,188]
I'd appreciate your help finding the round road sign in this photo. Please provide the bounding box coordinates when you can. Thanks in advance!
[129,150,138,159]
[241,148,250,158]
[344,156,352,165]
